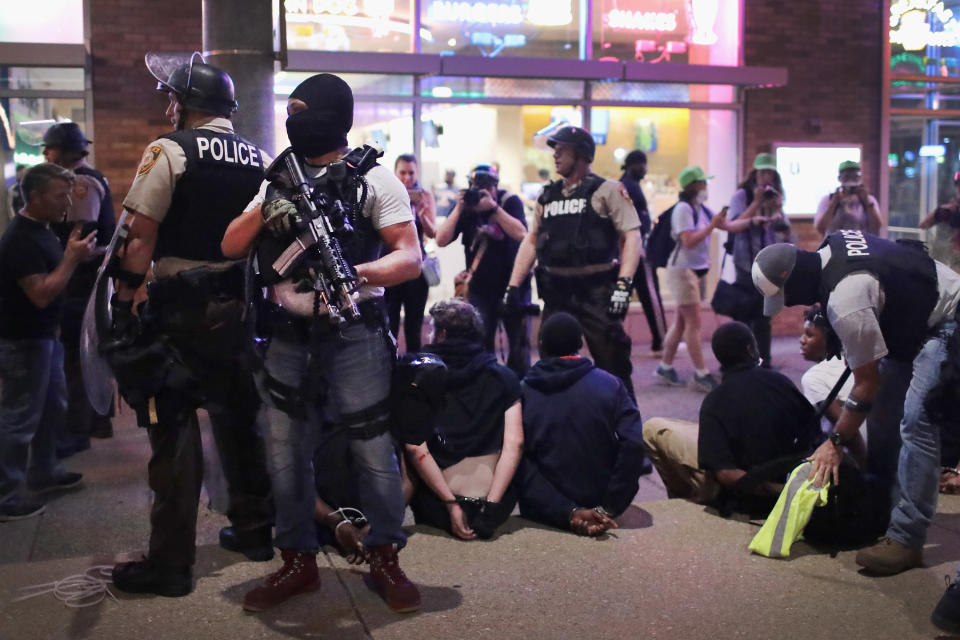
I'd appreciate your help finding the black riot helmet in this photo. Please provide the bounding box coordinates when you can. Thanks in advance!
[149,52,238,117]
[43,122,91,155]
[546,125,596,163]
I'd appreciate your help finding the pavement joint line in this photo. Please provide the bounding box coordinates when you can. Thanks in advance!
[26,514,44,562]
[321,549,374,640]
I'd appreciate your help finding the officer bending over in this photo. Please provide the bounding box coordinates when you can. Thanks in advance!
[108,57,273,597]
[503,126,642,399]
[221,73,422,614]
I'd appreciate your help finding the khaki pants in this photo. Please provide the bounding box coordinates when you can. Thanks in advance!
[642,417,718,503]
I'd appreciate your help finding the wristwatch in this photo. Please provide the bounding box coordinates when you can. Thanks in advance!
[828,431,844,448]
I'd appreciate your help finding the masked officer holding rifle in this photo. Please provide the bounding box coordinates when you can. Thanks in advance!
[503,125,643,400]
[104,54,273,597]
[220,73,422,614]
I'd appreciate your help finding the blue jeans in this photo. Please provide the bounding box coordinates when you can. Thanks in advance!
[887,320,957,549]
[258,322,406,552]
[0,338,67,506]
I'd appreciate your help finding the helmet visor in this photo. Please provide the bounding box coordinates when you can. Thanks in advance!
[145,51,203,92]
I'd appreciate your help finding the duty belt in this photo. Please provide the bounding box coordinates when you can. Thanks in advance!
[540,262,619,277]
[264,298,386,344]
[148,265,245,306]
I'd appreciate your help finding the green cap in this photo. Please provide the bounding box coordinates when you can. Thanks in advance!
[838,160,861,173]
[678,166,713,189]
[753,152,777,171]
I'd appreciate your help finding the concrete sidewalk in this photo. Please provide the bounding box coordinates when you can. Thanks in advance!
[0,337,956,639]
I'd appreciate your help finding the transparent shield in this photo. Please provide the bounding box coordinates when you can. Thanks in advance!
[17,119,58,146]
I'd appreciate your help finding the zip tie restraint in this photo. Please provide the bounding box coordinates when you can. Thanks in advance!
[12,565,117,608]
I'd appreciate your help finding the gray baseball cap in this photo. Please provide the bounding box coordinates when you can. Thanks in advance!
[751,243,799,316]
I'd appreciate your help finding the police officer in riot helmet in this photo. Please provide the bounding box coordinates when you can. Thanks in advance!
[107,55,273,597]
[436,163,530,375]
[221,73,422,614]
[503,125,643,400]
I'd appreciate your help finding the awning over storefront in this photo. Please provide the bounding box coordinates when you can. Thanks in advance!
[285,50,786,87]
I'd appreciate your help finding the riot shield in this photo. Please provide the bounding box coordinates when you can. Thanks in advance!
[80,211,130,415]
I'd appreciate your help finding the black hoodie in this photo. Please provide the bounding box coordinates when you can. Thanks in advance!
[517,356,646,530]
[422,339,521,469]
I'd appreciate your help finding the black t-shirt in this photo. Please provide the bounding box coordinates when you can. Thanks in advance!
[698,366,823,472]
[0,216,65,339]
[453,190,527,300]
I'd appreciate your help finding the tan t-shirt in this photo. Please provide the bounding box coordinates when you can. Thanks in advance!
[66,161,106,224]
[530,176,640,236]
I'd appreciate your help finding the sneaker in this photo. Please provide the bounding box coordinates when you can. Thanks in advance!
[654,365,684,386]
[365,545,420,613]
[219,525,275,562]
[0,498,45,522]
[855,536,922,575]
[932,574,960,634]
[243,550,319,612]
[28,472,83,494]
[690,372,720,393]
[112,557,193,597]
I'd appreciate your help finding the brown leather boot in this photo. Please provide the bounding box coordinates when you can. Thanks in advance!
[365,545,420,613]
[243,550,320,612]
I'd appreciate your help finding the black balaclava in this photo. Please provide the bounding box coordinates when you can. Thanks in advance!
[782,250,822,307]
[286,73,354,157]
[711,321,758,372]
[538,312,584,358]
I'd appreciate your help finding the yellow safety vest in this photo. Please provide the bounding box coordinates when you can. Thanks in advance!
[748,461,830,558]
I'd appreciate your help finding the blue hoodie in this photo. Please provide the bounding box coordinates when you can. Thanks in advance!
[517,356,646,530]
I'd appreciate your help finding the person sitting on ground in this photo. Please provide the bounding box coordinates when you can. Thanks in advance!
[643,321,824,513]
[405,299,523,540]
[515,312,646,537]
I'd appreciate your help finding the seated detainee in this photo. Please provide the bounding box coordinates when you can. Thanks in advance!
[405,299,523,540]
[515,312,646,537]
[643,322,824,513]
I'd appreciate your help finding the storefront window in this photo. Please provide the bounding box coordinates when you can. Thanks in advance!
[0,67,84,92]
[0,1,84,44]
[419,0,580,58]
[889,0,960,79]
[420,76,584,99]
[1,97,85,166]
[592,0,740,65]
[284,0,414,53]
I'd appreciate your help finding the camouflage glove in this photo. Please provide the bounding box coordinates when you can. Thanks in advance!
[262,198,298,237]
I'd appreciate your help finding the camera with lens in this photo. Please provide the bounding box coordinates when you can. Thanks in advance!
[841,185,860,195]
[761,185,780,200]
[463,188,484,209]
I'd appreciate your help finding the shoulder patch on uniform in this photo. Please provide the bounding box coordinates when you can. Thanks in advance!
[136,145,163,178]
[619,185,632,203]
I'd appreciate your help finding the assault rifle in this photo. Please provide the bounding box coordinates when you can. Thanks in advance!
[265,144,382,324]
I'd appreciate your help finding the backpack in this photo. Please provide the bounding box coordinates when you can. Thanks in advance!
[646,202,712,268]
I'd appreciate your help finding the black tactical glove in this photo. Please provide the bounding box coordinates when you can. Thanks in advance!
[101,294,139,353]
[607,277,632,320]
[500,285,521,316]
[262,198,298,237]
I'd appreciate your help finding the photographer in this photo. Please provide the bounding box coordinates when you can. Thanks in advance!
[724,153,792,368]
[436,164,529,375]
[815,160,882,237]
[919,171,960,274]
[386,154,436,352]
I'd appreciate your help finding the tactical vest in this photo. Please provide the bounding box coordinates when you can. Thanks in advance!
[820,230,939,362]
[255,161,381,286]
[535,174,619,269]
[155,128,265,262]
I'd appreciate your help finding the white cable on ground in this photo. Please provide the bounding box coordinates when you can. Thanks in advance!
[12,565,117,608]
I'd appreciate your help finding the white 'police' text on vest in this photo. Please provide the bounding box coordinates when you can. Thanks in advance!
[195,137,262,168]
[542,197,588,218]
[840,229,870,257]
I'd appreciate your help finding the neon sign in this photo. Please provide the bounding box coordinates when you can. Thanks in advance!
[426,0,572,27]
[606,10,678,32]
[889,1,960,50]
